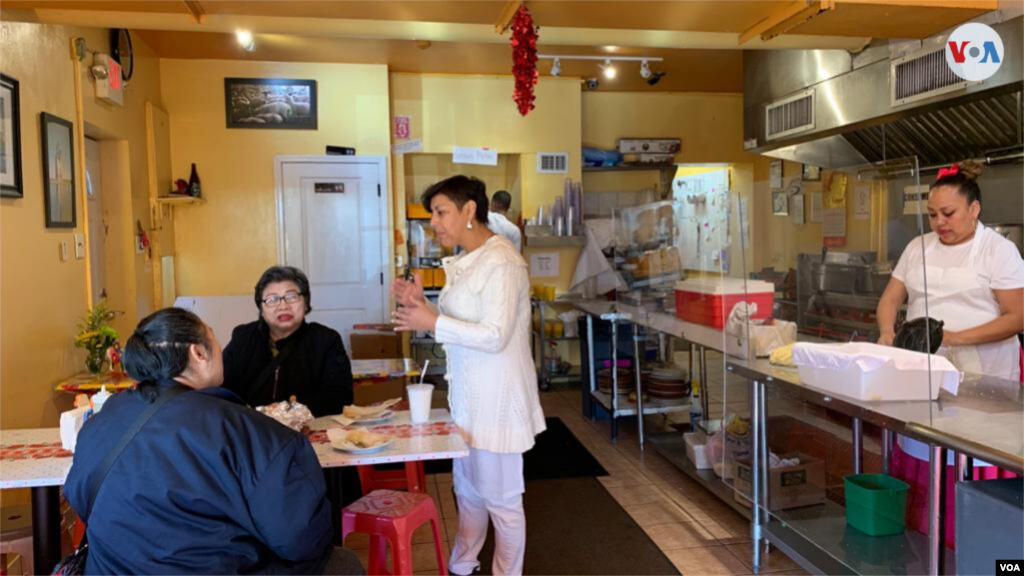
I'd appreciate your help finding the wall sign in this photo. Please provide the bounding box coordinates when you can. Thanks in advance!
[529,252,560,278]
[314,182,345,193]
[394,115,411,139]
[453,146,498,166]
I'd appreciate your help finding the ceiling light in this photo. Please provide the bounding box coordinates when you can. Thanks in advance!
[551,58,561,77]
[640,60,652,80]
[601,59,616,80]
[236,30,255,52]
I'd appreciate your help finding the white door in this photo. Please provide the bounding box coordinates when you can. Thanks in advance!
[277,157,389,349]
[85,138,107,303]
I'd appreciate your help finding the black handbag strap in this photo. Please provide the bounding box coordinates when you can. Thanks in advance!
[84,384,187,518]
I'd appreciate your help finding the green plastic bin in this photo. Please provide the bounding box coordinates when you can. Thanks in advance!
[844,473,910,536]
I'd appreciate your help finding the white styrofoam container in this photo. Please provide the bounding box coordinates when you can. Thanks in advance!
[684,432,713,469]
[791,342,961,401]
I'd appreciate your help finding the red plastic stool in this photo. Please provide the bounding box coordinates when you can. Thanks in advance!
[358,462,427,494]
[342,490,446,576]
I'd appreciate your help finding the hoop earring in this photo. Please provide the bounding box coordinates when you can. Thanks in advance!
[467,220,473,230]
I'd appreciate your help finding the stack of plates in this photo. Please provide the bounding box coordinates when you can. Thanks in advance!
[645,365,691,401]
[597,368,633,396]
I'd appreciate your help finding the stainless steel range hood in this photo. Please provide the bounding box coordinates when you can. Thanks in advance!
[744,15,1024,169]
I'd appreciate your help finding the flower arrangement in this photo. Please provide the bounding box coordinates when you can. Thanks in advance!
[510,5,539,116]
[75,299,119,375]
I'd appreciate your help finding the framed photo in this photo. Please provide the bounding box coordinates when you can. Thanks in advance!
[769,159,783,189]
[802,163,821,181]
[225,78,317,129]
[772,191,789,216]
[1,74,23,198]
[791,193,805,225]
[41,112,76,228]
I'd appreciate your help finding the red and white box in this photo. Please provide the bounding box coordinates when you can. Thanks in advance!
[674,278,774,330]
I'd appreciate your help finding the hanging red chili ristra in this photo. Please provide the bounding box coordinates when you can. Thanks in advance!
[510,5,539,116]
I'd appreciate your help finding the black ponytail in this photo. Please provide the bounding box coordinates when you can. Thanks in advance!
[124,308,210,402]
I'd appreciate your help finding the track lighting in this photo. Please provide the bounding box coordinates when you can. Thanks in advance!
[640,60,652,79]
[551,58,561,77]
[236,30,256,52]
[601,59,616,79]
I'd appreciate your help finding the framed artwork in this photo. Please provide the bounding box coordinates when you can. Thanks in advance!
[772,191,789,216]
[41,112,76,228]
[1,74,23,198]
[769,159,783,189]
[791,193,805,225]
[225,78,317,129]
[802,163,821,181]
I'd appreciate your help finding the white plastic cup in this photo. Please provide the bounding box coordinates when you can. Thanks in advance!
[407,384,434,424]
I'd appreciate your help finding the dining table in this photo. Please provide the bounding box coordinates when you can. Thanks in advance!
[0,408,466,574]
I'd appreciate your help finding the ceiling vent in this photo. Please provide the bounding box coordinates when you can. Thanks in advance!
[765,89,815,141]
[537,152,569,174]
[891,48,975,107]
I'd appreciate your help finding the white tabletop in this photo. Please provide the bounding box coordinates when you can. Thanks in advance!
[0,428,71,489]
[0,409,467,489]
[309,408,469,467]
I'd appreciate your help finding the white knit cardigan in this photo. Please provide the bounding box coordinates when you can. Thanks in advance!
[433,235,547,454]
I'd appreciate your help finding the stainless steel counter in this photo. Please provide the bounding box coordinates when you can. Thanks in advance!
[727,357,1024,474]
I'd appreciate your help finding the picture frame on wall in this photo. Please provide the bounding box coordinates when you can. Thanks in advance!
[41,112,76,228]
[1,74,23,199]
[224,78,318,130]
[772,191,789,216]
[769,159,783,189]
[802,163,821,181]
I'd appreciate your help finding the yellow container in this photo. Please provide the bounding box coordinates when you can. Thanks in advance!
[433,267,446,287]
[544,286,556,301]
[553,322,564,338]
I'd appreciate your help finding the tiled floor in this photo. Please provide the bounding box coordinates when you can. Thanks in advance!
[343,385,807,575]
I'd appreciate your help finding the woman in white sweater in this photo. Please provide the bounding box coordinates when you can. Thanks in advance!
[392,175,546,576]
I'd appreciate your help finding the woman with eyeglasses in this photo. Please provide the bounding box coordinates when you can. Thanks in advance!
[222,266,353,417]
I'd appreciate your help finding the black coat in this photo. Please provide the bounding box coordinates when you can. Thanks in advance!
[65,384,334,575]
[222,320,353,417]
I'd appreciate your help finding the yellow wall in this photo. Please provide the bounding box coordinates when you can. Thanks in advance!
[0,21,163,428]
[390,74,583,220]
[161,59,391,296]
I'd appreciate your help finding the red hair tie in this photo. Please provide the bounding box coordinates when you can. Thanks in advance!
[936,163,960,181]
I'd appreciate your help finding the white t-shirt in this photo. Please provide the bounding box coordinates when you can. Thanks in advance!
[487,212,522,252]
[892,224,1023,462]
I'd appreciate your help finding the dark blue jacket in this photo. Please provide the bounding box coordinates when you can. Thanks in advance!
[65,384,333,575]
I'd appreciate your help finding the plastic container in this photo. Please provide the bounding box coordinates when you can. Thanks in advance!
[674,279,774,330]
[844,473,909,536]
[91,385,112,413]
[684,432,712,469]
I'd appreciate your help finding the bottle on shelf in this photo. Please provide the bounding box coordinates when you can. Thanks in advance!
[690,378,703,432]
[188,163,202,198]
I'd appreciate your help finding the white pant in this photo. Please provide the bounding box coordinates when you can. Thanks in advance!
[449,448,526,576]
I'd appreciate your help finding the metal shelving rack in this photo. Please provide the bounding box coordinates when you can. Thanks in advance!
[531,298,582,391]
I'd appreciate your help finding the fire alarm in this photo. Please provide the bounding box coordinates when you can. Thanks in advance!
[93,54,124,106]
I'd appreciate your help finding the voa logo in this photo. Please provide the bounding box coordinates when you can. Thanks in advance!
[946,22,1004,81]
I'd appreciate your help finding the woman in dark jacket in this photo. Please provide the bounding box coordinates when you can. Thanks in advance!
[64,308,363,575]
[223,266,353,417]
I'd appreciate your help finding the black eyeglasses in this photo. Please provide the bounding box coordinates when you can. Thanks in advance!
[261,292,303,307]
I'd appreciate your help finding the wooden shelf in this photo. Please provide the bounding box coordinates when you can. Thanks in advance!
[156,195,205,206]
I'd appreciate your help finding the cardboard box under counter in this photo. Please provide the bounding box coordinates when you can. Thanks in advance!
[733,452,826,511]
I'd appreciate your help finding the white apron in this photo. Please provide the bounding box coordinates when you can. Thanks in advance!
[900,223,1020,463]
[903,223,1020,380]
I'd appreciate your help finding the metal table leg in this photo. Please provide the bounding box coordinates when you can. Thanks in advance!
[750,378,763,574]
[32,485,62,575]
[634,323,645,450]
[585,314,596,420]
[852,417,863,474]
[610,320,619,444]
[928,444,947,576]
[882,429,893,475]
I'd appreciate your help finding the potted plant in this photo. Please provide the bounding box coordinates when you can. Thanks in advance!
[75,299,119,375]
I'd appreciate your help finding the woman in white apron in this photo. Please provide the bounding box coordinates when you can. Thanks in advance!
[877,160,1024,547]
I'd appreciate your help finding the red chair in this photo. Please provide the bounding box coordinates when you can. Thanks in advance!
[342,490,446,576]
[357,462,427,494]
